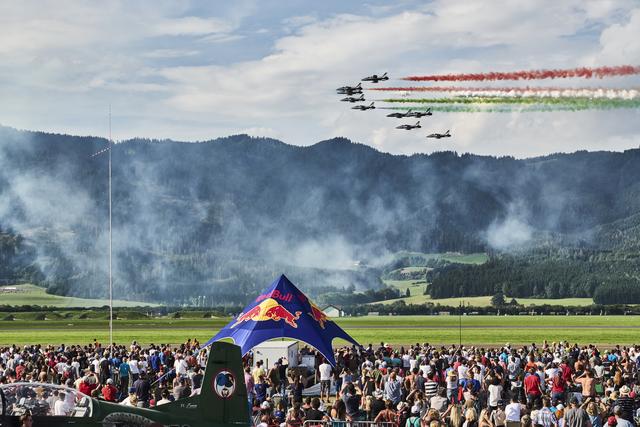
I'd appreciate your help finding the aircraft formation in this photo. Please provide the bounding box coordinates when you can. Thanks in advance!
[335,73,451,140]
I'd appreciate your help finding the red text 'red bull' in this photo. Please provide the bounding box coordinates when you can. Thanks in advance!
[231,298,302,328]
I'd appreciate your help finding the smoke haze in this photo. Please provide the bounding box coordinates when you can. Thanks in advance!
[1,126,640,303]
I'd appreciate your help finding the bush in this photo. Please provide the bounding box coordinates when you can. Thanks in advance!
[2,314,15,321]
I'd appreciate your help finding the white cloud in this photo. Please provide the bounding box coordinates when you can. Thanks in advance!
[598,8,640,63]
[0,0,639,157]
[153,16,234,36]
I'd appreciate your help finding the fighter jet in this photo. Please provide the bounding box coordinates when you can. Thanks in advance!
[352,102,375,110]
[0,342,249,427]
[341,94,365,103]
[361,72,389,83]
[386,109,413,118]
[396,121,421,130]
[336,83,362,95]
[427,130,451,139]
[406,108,432,118]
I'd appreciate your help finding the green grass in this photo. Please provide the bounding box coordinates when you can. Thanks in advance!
[397,267,427,274]
[2,315,639,346]
[383,280,427,296]
[0,284,157,307]
[396,251,488,265]
[374,294,595,307]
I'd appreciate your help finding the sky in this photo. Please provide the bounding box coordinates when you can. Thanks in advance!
[1,0,639,157]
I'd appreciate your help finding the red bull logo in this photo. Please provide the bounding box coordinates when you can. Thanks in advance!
[255,289,294,303]
[232,298,302,328]
[308,302,329,329]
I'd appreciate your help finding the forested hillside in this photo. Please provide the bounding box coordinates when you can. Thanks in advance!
[1,126,639,304]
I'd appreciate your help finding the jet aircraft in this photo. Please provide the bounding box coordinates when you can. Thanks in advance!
[386,109,413,118]
[0,342,248,427]
[427,130,451,139]
[352,102,375,110]
[336,83,362,95]
[340,94,365,103]
[361,72,389,83]
[406,108,432,118]
[396,121,421,130]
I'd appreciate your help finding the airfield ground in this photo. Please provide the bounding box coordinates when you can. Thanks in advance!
[1,315,639,347]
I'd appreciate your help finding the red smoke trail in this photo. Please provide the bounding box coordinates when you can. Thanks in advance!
[402,65,640,81]
[369,86,639,93]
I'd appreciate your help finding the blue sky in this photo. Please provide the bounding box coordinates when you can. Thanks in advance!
[1,0,639,157]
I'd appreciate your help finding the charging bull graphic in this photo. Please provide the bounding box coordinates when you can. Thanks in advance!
[308,302,329,329]
[231,298,302,328]
[204,274,359,367]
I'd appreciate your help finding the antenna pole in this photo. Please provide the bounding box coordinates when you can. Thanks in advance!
[108,105,113,351]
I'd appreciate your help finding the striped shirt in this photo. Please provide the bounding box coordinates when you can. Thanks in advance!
[424,380,438,398]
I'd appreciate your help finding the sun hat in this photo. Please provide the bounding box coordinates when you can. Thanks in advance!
[620,385,630,395]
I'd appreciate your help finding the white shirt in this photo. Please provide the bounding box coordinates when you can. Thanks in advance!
[54,399,68,416]
[319,363,332,381]
[175,358,188,376]
[488,384,503,407]
[129,360,139,374]
[505,402,521,421]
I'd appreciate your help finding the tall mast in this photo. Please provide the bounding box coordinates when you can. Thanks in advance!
[109,105,113,350]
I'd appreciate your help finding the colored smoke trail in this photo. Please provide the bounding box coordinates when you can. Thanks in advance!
[370,87,640,99]
[402,65,640,82]
[383,104,611,113]
[381,97,640,109]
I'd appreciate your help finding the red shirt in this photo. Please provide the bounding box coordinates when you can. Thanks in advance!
[551,375,566,393]
[524,374,542,395]
[15,365,25,380]
[102,384,118,402]
[79,381,97,396]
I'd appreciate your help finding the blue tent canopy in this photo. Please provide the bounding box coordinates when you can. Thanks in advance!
[203,274,359,366]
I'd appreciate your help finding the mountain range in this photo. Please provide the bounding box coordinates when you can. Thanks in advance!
[1,126,639,304]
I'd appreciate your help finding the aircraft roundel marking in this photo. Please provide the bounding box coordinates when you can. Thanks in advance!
[213,370,236,399]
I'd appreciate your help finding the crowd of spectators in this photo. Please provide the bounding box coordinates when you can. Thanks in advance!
[2,339,640,427]
[249,341,640,427]
[0,338,206,411]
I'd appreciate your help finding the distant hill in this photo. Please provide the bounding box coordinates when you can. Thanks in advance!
[1,126,639,303]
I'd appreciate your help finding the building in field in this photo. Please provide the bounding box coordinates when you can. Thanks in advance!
[322,305,344,318]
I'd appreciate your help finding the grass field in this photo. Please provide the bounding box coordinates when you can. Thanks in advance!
[379,279,593,306]
[396,252,488,265]
[1,315,639,347]
[376,293,595,307]
[0,284,157,307]
[383,279,427,296]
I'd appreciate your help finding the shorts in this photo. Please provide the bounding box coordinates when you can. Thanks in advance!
[321,380,331,394]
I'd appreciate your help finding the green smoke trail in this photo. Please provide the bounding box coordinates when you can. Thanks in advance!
[381,97,640,108]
